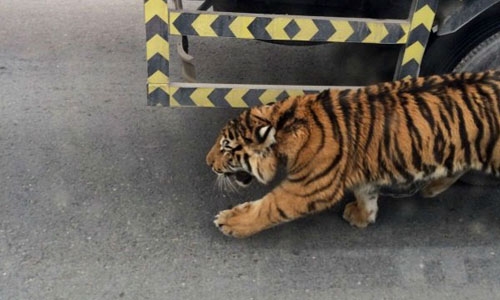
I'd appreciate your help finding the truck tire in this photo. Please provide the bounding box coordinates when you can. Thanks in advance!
[452,31,500,74]
[421,3,500,75]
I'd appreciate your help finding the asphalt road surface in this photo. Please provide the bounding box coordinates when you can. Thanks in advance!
[1,1,500,299]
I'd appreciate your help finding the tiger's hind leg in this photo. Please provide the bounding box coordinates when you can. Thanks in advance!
[420,171,466,198]
[343,184,379,228]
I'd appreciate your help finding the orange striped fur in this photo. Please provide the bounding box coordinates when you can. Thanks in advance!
[206,71,500,238]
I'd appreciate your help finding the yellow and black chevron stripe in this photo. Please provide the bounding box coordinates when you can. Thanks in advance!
[169,85,332,108]
[170,12,410,44]
[145,0,170,106]
[396,0,437,79]
[144,0,437,107]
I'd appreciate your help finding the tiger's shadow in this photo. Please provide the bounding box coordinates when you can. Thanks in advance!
[231,180,500,250]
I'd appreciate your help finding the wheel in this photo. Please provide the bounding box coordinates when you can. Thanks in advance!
[421,3,500,75]
[421,4,500,186]
[453,31,500,74]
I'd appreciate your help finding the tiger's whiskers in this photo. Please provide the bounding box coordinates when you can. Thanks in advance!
[216,174,240,193]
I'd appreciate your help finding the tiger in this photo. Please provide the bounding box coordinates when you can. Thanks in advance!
[206,70,500,238]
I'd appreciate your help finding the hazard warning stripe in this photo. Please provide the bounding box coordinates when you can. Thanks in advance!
[144,0,438,107]
[145,0,169,105]
[396,0,438,79]
[168,83,350,108]
[170,11,410,44]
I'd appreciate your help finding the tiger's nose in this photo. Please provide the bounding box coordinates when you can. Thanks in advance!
[206,155,214,167]
[206,155,220,172]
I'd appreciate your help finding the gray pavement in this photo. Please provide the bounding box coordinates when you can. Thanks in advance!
[1,1,500,299]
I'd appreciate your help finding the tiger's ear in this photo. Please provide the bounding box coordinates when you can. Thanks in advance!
[257,125,276,146]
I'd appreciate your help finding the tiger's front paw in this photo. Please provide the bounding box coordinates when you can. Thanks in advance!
[214,202,261,238]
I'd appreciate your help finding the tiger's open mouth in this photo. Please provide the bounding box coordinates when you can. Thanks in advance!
[229,171,253,185]
[215,170,254,191]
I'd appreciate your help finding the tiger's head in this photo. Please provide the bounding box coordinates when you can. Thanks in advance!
[206,109,279,188]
